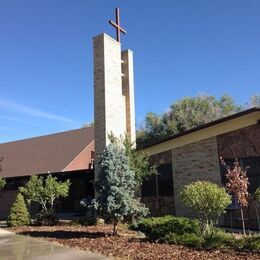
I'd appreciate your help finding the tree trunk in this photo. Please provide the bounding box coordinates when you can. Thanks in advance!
[113,221,118,236]
[240,207,246,235]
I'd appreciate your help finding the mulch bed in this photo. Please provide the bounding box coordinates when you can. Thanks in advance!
[7,224,260,260]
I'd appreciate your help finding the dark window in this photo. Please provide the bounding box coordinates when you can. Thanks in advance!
[4,180,24,190]
[158,164,174,196]
[142,163,173,197]
[221,157,260,193]
[142,174,157,197]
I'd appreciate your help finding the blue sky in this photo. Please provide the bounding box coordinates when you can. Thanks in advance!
[0,0,259,143]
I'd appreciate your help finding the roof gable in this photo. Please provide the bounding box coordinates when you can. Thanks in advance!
[0,127,94,178]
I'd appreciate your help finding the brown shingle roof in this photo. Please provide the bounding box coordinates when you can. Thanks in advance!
[0,127,94,178]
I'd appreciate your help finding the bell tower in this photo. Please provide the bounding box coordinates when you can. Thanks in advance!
[93,8,136,158]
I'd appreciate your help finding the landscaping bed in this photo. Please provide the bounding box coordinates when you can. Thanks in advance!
[7,224,260,260]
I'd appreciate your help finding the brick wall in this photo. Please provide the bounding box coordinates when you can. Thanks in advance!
[172,137,221,217]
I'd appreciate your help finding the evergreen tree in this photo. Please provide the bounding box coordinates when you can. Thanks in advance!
[7,193,30,227]
[94,143,149,235]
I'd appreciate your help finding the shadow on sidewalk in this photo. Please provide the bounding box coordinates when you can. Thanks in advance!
[18,230,108,239]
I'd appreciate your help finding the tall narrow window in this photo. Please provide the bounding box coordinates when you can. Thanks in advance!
[142,163,173,197]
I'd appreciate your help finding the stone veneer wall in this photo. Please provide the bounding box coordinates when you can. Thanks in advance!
[217,123,260,158]
[93,34,127,158]
[142,196,175,216]
[93,33,136,159]
[172,136,221,217]
[121,50,136,143]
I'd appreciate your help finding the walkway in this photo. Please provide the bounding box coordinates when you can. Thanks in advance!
[0,228,110,260]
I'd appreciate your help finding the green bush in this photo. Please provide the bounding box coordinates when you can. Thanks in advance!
[203,229,235,249]
[133,216,260,252]
[158,228,235,249]
[7,193,30,227]
[234,235,260,251]
[133,216,238,250]
[180,181,231,235]
[162,232,204,247]
[133,215,200,241]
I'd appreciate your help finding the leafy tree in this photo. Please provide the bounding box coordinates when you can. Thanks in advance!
[224,160,249,235]
[0,157,6,190]
[93,143,149,235]
[180,181,231,236]
[137,94,242,148]
[0,178,5,190]
[247,95,260,108]
[7,193,30,227]
[20,175,71,225]
[123,135,157,185]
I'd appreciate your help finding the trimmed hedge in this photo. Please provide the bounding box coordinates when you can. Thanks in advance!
[133,216,260,252]
[133,215,200,241]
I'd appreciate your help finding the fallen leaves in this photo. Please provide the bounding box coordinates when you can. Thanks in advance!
[7,224,260,260]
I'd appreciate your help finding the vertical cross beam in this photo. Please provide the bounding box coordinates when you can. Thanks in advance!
[109,8,127,43]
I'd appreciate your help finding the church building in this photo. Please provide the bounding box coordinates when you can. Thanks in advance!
[0,9,260,230]
[0,9,136,219]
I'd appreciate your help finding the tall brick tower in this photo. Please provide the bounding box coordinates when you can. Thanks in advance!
[93,12,135,159]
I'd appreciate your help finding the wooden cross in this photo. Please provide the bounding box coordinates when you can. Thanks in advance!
[109,8,127,43]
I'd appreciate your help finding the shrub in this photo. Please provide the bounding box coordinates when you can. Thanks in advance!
[134,216,237,250]
[133,215,200,241]
[203,229,235,249]
[162,228,235,249]
[162,232,204,247]
[7,193,30,227]
[235,235,260,251]
[180,181,231,235]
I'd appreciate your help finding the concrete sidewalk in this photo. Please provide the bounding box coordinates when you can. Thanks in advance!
[0,228,110,260]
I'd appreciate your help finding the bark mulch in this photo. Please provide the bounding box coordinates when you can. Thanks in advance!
[7,224,260,260]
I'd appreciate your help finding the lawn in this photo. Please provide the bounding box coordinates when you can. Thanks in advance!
[7,224,260,260]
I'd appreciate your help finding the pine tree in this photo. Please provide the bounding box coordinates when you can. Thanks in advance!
[94,143,149,235]
[7,193,30,227]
